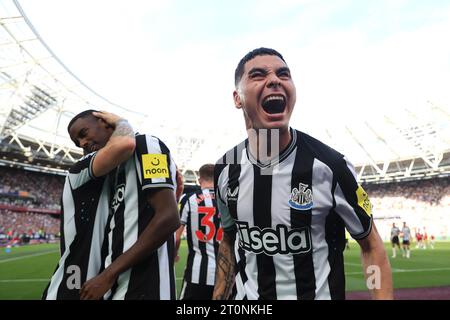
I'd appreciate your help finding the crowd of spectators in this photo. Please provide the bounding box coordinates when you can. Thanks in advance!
[0,209,60,245]
[363,177,450,211]
[0,166,63,246]
[0,166,64,210]
[363,177,450,240]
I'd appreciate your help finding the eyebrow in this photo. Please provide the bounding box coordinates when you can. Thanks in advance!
[276,67,291,74]
[248,67,268,76]
[247,66,291,76]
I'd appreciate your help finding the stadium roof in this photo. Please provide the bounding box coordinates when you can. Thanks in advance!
[1,0,449,182]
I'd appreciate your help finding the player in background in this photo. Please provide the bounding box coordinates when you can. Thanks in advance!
[401,222,412,258]
[176,164,222,300]
[429,234,435,249]
[390,223,401,258]
[422,227,428,249]
[415,228,423,249]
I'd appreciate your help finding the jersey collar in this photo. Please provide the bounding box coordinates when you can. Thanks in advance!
[245,127,297,169]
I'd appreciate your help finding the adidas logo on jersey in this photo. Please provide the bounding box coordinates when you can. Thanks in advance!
[289,182,313,210]
[236,221,311,255]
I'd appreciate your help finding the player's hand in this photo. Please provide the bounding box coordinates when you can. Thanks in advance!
[79,271,115,300]
[92,111,125,128]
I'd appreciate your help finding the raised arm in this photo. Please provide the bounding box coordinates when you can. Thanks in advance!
[212,232,236,300]
[91,111,135,177]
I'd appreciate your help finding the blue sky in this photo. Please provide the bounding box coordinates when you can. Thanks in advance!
[16,0,450,165]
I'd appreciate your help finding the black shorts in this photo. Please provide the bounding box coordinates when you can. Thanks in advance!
[179,281,214,300]
[402,240,410,245]
[391,236,400,245]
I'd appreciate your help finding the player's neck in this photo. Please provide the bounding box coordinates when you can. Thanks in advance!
[247,127,291,163]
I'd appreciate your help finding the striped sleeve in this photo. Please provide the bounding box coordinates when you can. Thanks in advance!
[333,156,373,240]
[214,162,235,233]
[135,134,176,191]
[67,152,97,189]
[179,193,190,225]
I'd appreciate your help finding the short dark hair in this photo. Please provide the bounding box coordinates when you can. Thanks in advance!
[67,109,98,133]
[199,164,214,181]
[234,47,286,87]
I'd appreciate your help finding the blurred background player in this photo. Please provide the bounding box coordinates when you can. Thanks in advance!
[429,234,435,249]
[415,228,423,249]
[423,227,429,249]
[390,223,401,258]
[176,164,222,300]
[401,222,412,258]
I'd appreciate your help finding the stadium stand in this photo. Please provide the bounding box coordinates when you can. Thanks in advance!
[0,209,60,246]
[0,165,63,210]
[0,165,62,246]
[363,177,450,242]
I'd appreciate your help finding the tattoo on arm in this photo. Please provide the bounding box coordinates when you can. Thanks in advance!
[215,253,235,299]
[111,119,134,138]
[213,233,236,300]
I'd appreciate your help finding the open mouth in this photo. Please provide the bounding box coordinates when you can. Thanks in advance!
[262,95,286,114]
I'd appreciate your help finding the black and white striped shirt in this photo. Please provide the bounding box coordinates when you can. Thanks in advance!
[401,227,411,241]
[390,227,400,239]
[179,188,221,288]
[104,134,177,300]
[43,152,110,300]
[214,128,373,300]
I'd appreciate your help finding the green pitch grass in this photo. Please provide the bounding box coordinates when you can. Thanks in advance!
[344,241,450,291]
[1,241,449,299]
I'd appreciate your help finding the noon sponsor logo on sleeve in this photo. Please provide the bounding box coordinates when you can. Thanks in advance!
[142,154,169,179]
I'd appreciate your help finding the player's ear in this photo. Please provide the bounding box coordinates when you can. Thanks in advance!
[233,90,242,109]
